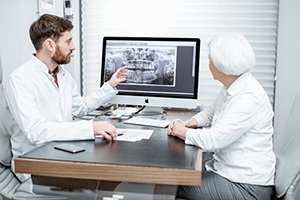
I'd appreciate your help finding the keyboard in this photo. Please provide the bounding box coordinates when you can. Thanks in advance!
[123,117,170,128]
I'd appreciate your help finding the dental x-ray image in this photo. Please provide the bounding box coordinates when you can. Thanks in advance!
[104,47,176,86]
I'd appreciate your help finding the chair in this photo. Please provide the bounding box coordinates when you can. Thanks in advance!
[274,90,300,200]
[0,55,66,200]
[0,55,22,199]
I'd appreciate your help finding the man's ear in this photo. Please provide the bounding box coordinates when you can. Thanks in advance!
[43,38,56,53]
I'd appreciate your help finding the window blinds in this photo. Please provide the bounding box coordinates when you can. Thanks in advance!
[81,0,278,107]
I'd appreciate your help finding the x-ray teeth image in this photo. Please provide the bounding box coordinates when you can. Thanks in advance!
[104,47,176,86]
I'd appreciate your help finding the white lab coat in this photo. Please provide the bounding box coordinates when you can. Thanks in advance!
[5,55,117,182]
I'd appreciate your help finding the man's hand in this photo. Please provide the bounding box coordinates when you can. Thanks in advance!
[108,66,128,88]
[93,121,117,140]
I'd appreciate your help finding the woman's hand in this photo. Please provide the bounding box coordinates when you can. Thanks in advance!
[168,118,188,140]
[184,117,198,128]
[168,117,198,140]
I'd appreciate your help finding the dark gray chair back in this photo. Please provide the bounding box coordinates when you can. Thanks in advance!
[274,90,300,199]
[0,55,13,166]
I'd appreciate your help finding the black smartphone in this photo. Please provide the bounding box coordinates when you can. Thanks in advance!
[54,143,85,153]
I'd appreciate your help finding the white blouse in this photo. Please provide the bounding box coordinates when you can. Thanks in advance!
[186,72,275,185]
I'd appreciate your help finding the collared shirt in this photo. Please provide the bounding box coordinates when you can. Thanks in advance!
[186,72,275,185]
[48,67,59,87]
[5,55,117,181]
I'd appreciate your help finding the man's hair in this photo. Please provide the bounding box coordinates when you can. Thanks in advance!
[208,32,256,76]
[29,14,73,51]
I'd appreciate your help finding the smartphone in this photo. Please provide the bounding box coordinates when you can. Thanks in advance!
[54,143,85,153]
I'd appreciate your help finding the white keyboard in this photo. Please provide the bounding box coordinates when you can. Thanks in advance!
[123,117,170,128]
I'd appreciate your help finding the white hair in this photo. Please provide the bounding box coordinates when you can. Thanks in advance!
[208,32,256,75]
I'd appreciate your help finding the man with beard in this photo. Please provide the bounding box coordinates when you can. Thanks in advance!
[5,14,127,182]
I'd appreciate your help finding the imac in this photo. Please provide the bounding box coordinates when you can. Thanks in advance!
[100,36,201,112]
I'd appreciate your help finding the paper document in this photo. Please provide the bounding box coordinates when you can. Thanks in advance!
[116,128,153,142]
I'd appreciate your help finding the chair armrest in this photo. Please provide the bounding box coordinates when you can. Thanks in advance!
[284,172,300,200]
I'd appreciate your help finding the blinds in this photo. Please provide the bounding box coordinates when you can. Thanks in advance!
[81,0,278,107]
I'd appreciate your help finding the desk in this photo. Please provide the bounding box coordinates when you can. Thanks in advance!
[14,111,202,196]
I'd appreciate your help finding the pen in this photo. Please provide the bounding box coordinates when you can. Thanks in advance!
[107,115,120,120]
[111,133,124,141]
[95,132,124,140]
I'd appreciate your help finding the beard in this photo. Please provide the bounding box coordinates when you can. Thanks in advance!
[52,46,72,65]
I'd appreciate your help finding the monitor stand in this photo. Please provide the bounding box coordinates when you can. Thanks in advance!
[136,106,165,117]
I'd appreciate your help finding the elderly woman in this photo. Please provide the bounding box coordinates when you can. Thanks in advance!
[168,32,275,200]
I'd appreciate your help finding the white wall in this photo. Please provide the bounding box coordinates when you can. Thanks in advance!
[0,0,36,83]
[0,0,298,133]
[0,0,81,90]
[273,0,300,134]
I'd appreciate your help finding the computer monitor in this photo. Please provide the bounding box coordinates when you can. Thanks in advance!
[100,36,201,112]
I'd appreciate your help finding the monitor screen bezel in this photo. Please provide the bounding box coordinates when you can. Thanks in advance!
[100,36,201,106]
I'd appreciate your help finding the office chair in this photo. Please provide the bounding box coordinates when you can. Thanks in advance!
[0,55,65,200]
[0,55,22,199]
[273,90,300,200]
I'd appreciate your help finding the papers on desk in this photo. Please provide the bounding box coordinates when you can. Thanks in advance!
[116,129,153,142]
[95,129,153,142]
